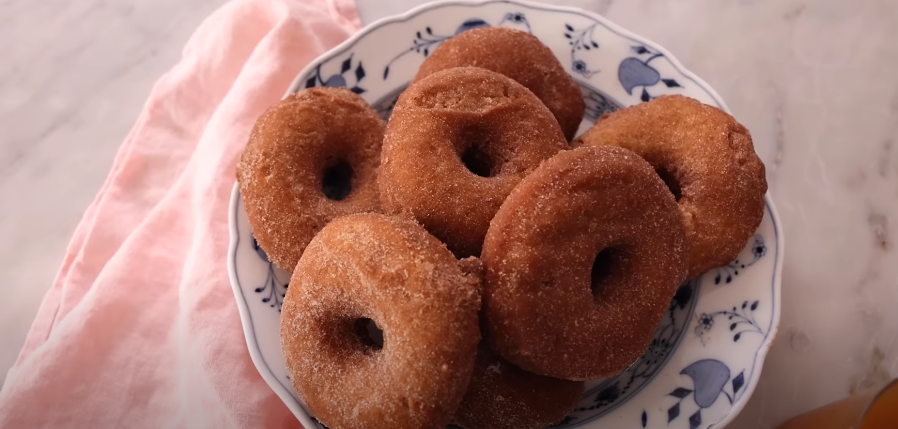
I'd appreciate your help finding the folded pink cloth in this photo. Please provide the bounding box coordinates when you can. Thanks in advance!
[0,0,359,427]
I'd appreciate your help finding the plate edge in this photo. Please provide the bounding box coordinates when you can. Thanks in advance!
[239,0,787,425]
[227,183,319,428]
[711,194,784,428]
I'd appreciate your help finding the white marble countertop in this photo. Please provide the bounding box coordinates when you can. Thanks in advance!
[0,0,229,386]
[2,0,897,428]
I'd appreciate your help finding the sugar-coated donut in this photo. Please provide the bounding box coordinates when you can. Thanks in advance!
[481,146,687,380]
[574,95,767,277]
[454,346,583,429]
[237,87,385,271]
[379,67,567,257]
[281,214,482,429]
[415,27,585,141]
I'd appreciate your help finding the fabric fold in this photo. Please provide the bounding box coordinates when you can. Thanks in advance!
[0,0,360,427]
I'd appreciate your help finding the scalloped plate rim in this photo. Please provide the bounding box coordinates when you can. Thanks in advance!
[227,1,785,427]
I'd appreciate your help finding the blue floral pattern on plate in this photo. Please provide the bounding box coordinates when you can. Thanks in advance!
[663,359,746,429]
[619,45,684,102]
[695,300,768,345]
[713,235,767,285]
[381,12,531,80]
[304,55,367,94]
[230,2,783,429]
[564,22,600,77]
[250,238,289,312]
[304,11,531,120]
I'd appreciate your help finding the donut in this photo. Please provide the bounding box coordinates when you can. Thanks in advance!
[379,67,567,257]
[481,146,687,380]
[415,27,585,141]
[281,213,482,429]
[574,95,767,277]
[237,87,385,271]
[454,345,583,429]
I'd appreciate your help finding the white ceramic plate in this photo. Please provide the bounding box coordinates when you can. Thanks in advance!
[227,1,784,428]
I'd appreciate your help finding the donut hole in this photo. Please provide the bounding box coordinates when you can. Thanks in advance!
[590,247,623,297]
[461,145,493,177]
[654,167,682,202]
[458,126,501,178]
[322,159,353,201]
[353,318,384,350]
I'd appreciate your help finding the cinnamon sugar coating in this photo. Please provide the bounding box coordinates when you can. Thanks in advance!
[481,146,687,380]
[575,95,767,277]
[379,67,567,257]
[281,214,482,429]
[454,345,583,429]
[237,87,385,271]
[415,27,585,141]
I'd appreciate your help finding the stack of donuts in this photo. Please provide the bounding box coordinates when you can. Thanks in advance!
[237,27,767,429]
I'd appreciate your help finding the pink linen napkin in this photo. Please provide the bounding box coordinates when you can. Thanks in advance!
[0,0,359,427]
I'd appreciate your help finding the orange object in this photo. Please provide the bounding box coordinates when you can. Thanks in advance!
[776,379,898,429]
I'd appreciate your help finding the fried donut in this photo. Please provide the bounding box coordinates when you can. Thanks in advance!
[574,95,767,277]
[281,214,482,429]
[481,146,687,380]
[454,345,583,429]
[414,27,585,141]
[379,67,567,257]
[237,87,385,271]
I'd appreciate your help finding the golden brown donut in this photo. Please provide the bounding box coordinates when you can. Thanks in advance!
[481,146,687,380]
[415,27,585,141]
[379,67,567,257]
[454,345,583,429]
[281,214,482,429]
[574,95,767,277]
[237,87,385,271]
